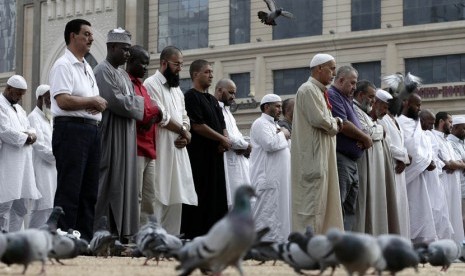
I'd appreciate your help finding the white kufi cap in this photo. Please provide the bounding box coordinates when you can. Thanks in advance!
[260,94,282,105]
[452,116,465,126]
[35,84,50,99]
[7,75,27,90]
[310,53,335,68]
[375,89,393,103]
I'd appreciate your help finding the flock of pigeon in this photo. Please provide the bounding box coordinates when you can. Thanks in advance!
[0,185,464,275]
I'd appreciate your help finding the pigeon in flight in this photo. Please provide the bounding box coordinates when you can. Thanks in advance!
[258,0,294,26]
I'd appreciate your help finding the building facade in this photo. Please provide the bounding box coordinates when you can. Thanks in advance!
[2,0,465,131]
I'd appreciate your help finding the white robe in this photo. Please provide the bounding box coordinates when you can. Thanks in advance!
[143,70,197,206]
[0,94,41,203]
[219,102,251,207]
[430,130,464,244]
[397,115,436,242]
[28,107,57,211]
[378,114,411,238]
[250,113,290,242]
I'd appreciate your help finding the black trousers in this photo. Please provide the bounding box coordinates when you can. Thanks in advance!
[52,120,101,241]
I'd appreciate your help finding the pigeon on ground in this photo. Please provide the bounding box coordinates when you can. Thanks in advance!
[326,228,386,276]
[173,185,257,276]
[377,234,419,275]
[257,0,294,26]
[1,229,53,274]
[39,206,65,233]
[306,234,339,275]
[243,227,277,265]
[427,239,462,272]
[136,214,183,265]
[48,229,89,264]
[89,216,118,257]
[279,231,320,274]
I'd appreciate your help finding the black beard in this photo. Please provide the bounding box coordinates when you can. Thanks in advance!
[163,66,180,88]
[407,107,419,121]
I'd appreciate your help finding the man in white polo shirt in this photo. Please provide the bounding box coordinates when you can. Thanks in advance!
[49,19,107,241]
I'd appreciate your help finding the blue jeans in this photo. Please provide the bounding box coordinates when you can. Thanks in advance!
[52,121,100,241]
[336,152,359,231]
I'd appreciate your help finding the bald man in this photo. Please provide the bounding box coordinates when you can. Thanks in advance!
[214,79,251,208]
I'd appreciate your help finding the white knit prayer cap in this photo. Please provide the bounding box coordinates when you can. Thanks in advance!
[375,89,393,103]
[309,53,335,68]
[7,75,27,90]
[452,116,465,126]
[260,94,282,105]
[35,84,50,99]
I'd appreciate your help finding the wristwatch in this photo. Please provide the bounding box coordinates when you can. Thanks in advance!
[179,125,187,134]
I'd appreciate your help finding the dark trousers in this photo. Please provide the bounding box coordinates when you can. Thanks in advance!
[336,152,359,231]
[52,121,101,241]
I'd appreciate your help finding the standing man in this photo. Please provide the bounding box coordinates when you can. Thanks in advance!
[214,78,251,208]
[278,98,295,133]
[327,67,372,231]
[397,93,437,244]
[143,46,197,235]
[182,59,230,239]
[291,53,344,234]
[94,28,144,241]
[0,75,41,231]
[49,18,107,241]
[28,84,57,228]
[250,94,291,242]
[125,45,162,226]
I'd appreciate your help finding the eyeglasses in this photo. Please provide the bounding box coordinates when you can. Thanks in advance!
[84,67,95,88]
[166,60,184,68]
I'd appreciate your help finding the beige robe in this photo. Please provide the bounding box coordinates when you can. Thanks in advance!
[291,77,343,234]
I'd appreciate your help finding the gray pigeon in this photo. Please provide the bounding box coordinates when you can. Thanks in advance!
[174,185,256,276]
[39,206,65,233]
[257,0,294,26]
[48,229,89,264]
[135,214,183,265]
[279,232,320,274]
[427,239,462,272]
[377,234,419,275]
[1,229,53,274]
[326,228,386,276]
[89,216,118,257]
[306,234,339,275]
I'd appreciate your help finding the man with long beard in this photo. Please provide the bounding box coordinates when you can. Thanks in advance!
[143,46,198,235]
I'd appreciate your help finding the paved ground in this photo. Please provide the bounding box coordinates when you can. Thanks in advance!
[2,257,465,275]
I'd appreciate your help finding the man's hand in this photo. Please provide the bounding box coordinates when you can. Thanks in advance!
[426,160,436,171]
[220,136,232,151]
[280,128,291,140]
[24,132,37,145]
[174,136,188,148]
[395,160,406,174]
[180,128,192,144]
[92,96,107,112]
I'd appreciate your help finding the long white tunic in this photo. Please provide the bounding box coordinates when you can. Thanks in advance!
[143,70,197,206]
[0,94,41,203]
[397,115,437,242]
[378,114,411,238]
[28,107,57,211]
[250,113,290,242]
[430,130,464,244]
[448,134,465,198]
[219,102,251,207]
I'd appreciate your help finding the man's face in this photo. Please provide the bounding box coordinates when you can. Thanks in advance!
[162,53,183,75]
[132,53,150,79]
[453,124,465,140]
[5,86,26,104]
[195,65,213,90]
[420,115,435,131]
[265,102,282,121]
[407,96,421,120]
[318,60,336,86]
[220,83,236,106]
[73,25,94,54]
[443,115,452,135]
[42,91,51,109]
[112,43,131,66]
[359,87,376,113]
[373,100,389,119]
[340,71,358,98]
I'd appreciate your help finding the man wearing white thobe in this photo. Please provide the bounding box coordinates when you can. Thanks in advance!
[250,94,291,242]
[397,94,437,243]
[27,85,57,228]
[214,79,251,208]
[430,112,464,244]
[0,75,41,231]
[143,46,197,234]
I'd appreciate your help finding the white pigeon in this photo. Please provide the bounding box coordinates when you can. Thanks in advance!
[377,234,419,275]
[326,228,386,276]
[257,0,294,26]
[427,239,462,272]
[174,185,256,276]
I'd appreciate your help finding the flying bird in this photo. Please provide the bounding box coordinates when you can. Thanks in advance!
[258,0,294,26]
[382,72,422,116]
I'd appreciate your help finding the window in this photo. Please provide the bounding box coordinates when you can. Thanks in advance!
[352,61,381,87]
[405,54,465,84]
[179,78,192,93]
[273,68,309,95]
[351,0,381,31]
[403,0,465,26]
[158,0,208,51]
[272,0,322,40]
[0,0,16,73]
[230,73,251,98]
[230,0,250,44]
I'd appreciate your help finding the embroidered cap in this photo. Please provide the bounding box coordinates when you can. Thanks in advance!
[106,27,132,44]
[310,53,335,68]
[7,75,27,90]
[35,84,50,99]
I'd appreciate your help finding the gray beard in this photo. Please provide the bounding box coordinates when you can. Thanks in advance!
[43,106,53,122]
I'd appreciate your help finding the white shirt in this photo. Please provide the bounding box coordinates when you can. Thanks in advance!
[28,107,57,210]
[49,48,101,120]
[0,94,41,203]
[143,70,197,205]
